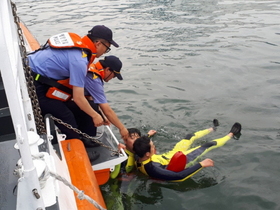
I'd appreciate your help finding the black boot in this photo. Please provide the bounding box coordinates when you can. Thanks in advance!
[230,122,242,140]
[213,119,219,131]
[87,151,100,163]
[81,137,101,148]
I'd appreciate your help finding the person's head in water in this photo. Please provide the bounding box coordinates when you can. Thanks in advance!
[133,136,156,158]
[123,128,141,152]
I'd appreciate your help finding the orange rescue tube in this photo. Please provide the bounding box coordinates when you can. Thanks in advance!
[166,151,187,172]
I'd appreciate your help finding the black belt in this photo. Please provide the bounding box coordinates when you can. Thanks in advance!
[31,72,72,94]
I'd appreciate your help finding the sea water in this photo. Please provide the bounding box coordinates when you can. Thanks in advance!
[17,0,280,209]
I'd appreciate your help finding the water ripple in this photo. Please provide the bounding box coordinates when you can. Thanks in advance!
[16,0,280,209]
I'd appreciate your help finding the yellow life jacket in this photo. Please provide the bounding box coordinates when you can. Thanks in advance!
[125,149,135,173]
[110,149,136,179]
[136,158,150,176]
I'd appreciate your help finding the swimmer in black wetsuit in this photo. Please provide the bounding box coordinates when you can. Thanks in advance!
[110,128,157,179]
[121,128,156,173]
[133,121,242,182]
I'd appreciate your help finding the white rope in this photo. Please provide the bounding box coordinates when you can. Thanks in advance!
[16,153,107,210]
[32,153,50,189]
[48,171,107,210]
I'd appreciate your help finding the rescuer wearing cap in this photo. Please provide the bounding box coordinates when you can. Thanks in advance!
[28,25,128,146]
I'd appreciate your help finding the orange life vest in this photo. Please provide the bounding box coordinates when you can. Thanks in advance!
[35,61,105,102]
[48,32,97,64]
[32,33,99,101]
[45,78,73,102]
[88,61,105,80]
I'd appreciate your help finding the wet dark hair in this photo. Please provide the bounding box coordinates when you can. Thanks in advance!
[127,128,141,138]
[133,136,151,158]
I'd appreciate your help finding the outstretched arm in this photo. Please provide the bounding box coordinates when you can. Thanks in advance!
[72,86,103,126]
[199,158,214,167]
[147,130,157,137]
[144,159,214,182]
[118,143,126,151]
[99,103,128,140]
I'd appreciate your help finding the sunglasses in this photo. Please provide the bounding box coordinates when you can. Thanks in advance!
[109,69,117,77]
[101,41,111,53]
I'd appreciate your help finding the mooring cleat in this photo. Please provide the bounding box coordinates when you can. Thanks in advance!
[213,119,219,131]
[230,122,242,140]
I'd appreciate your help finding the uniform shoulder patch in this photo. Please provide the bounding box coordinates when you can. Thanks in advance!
[92,74,99,79]
[82,51,87,58]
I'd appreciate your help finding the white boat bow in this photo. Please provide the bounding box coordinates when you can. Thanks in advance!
[0,1,127,209]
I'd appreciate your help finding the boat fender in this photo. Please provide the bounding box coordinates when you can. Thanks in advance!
[110,164,121,179]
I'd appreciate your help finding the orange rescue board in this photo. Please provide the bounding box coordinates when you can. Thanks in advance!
[62,139,106,210]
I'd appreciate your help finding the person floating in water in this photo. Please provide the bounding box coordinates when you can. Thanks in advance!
[132,120,242,182]
[110,128,157,179]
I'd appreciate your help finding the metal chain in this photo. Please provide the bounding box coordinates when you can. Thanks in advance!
[10,1,118,155]
[11,1,46,134]
[50,116,119,155]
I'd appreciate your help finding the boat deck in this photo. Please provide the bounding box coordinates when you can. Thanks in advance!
[0,75,15,141]
[0,139,19,210]
[0,74,18,208]
[86,128,120,166]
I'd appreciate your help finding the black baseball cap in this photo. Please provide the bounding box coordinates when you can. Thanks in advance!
[88,25,119,48]
[102,56,123,80]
